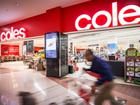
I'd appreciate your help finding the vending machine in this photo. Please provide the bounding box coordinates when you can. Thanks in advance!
[45,32,68,77]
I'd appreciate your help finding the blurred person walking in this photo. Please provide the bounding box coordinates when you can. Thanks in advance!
[84,49,122,105]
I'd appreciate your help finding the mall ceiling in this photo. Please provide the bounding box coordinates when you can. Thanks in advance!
[0,0,90,27]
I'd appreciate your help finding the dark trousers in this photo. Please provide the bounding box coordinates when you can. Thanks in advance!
[95,82,121,105]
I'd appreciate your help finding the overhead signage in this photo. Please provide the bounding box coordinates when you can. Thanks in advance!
[0,27,26,41]
[75,2,140,30]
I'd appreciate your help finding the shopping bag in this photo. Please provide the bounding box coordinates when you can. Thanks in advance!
[78,88,91,103]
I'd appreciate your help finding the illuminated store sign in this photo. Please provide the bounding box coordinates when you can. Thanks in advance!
[75,2,140,30]
[0,27,26,41]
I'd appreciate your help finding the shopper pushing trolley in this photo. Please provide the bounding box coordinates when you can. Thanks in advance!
[82,49,124,105]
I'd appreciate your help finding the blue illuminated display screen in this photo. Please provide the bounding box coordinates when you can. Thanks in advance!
[107,43,117,49]
[45,33,57,58]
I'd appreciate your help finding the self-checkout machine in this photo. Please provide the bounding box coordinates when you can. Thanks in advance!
[44,32,68,77]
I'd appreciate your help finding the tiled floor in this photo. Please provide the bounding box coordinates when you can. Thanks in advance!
[48,67,140,105]
[49,76,140,105]
[0,61,140,105]
[0,62,86,105]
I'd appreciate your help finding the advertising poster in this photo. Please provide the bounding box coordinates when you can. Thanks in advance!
[135,57,140,77]
[126,48,137,56]
[107,43,117,54]
[135,58,140,67]
[135,67,140,77]
[26,40,34,54]
[45,33,57,58]
[126,67,135,77]
[1,44,19,56]
[126,58,135,66]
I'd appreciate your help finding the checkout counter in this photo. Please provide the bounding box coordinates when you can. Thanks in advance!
[107,55,125,77]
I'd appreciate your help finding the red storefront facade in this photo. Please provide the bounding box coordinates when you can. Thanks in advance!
[0,0,140,56]
[0,0,140,38]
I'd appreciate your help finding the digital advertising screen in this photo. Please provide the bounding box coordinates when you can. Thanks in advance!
[45,32,58,58]
[107,43,117,49]
[107,43,117,54]
[26,40,34,53]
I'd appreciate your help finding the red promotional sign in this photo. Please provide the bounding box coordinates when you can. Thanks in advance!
[1,44,19,56]
[0,0,140,38]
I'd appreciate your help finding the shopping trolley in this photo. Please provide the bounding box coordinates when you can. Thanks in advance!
[48,71,127,105]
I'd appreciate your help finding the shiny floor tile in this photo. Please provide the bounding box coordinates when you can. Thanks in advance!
[0,61,84,105]
[0,61,140,105]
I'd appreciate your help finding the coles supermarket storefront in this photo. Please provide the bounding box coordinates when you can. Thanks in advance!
[0,0,140,78]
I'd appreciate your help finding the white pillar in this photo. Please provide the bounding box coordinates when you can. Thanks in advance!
[19,42,23,56]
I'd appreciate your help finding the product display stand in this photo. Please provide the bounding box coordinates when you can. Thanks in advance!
[125,48,140,85]
[134,52,140,84]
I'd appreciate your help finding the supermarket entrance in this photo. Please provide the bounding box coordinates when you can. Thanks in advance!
[67,26,140,77]
[0,36,46,71]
